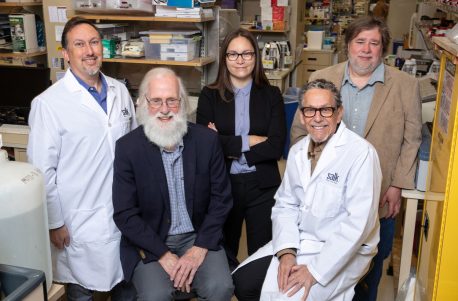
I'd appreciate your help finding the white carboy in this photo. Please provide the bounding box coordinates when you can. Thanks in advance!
[0,140,52,291]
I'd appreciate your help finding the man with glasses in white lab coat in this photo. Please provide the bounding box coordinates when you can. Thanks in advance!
[233,79,382,301]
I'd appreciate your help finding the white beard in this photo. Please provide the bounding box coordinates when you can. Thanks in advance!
[137,104,188,149]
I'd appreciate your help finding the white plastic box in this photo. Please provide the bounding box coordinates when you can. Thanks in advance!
[142,36,199,61]
[160,42,196,53]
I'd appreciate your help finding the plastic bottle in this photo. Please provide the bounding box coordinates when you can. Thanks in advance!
[410,58,418,76]
[402,59,417,76]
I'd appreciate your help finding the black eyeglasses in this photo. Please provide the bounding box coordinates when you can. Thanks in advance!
[145,95,181,109]
[300,107,337,118]
[226,51,255,61]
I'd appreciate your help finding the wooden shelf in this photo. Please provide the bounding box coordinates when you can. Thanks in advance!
[433,36,458,63]
[103,56,215,66]
[247,29,289,33]
[304,17,331,21]
[424,1,458,14]
[0,50,47,58]
[75,14,215,23]
[0,2,42,7]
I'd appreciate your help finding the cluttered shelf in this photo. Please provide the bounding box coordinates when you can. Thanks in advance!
[433,36,458,59]
[423,1,458,14]
[247,28,288,33]
[73,14,214,23]
[103,56,215,66]
[0,2,42,7]
[0,50,46,58]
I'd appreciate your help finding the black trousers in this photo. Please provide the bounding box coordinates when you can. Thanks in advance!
[233,255,273,301]
[224,173,277,269]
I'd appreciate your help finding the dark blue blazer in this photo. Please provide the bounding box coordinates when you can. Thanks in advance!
[112,123,233,281]
[197,84,286,189]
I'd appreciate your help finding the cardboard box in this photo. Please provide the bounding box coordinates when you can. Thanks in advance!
[272,6,285,20]
[9,14,38,53]
[273,20,288,30]
[261,6,272,20]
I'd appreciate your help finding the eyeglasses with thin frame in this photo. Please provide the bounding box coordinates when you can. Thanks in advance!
[300,106,337,118]
[145,95,181,109]
[73,39,101,49]
[226,51,255,61]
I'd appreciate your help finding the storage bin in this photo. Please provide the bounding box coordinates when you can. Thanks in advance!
[160,51,196,61]
[0,264,46,301]
[142,36,199,61]
[283,87,301,159]
[141,36,160,59]
[160,41,196,53]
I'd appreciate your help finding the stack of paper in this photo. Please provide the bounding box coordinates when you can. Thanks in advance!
[155,6,177,17]
[176,7,202,18]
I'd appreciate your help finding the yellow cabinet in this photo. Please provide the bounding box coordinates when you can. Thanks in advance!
[416,36,458,301]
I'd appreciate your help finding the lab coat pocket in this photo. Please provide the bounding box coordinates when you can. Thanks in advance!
[110,120,130,140]
[70,207,110,244]
[311,182,343,218]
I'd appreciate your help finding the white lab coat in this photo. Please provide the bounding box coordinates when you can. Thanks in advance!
[235,122,382,300]
[27,70,137,291]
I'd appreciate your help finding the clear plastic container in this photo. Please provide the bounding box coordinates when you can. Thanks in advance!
[142,36,199,61]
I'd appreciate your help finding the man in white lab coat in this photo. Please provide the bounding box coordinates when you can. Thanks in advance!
[233,79,382,301]
[27,17,137,300]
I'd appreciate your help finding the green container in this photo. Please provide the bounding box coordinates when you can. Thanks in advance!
[102,39,116,58]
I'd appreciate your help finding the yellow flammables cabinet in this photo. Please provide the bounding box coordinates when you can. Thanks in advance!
[416,36,458,300]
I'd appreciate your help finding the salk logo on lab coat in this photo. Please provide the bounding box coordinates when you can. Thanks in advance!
[121,107,130,117]
[326,172,339,184]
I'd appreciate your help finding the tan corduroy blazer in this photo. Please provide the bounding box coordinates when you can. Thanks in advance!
[290,62,422,216]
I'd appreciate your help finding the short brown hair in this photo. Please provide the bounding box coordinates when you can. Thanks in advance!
[345,16,391,56]
[61,17,102,49]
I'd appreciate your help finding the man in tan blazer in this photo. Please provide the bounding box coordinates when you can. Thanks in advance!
[290,16,421,301]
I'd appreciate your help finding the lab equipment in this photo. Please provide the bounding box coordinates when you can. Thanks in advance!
[0,149,52,292]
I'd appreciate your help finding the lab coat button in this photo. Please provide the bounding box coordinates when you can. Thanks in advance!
[108,123,112,127]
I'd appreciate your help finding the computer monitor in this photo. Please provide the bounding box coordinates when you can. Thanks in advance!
[0,65,51,108]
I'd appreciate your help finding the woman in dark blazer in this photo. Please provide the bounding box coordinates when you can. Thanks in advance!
[197,28,286,269]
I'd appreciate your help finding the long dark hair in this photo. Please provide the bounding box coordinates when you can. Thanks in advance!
[208,28,270,102]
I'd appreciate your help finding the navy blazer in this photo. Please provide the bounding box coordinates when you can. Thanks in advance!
[197,84,286,188]
[112,123,233,281]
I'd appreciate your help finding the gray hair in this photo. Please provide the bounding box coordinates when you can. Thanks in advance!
[299,79,342,108]
[137,67,189,114]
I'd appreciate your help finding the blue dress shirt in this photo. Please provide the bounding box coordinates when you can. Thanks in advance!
[161,141,195,235]
[71,70,108,114]
[340,63,385,137]
[231,80,256,174]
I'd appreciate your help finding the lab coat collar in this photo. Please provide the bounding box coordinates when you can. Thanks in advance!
[63,69,118,117]
[295,122,348,185]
